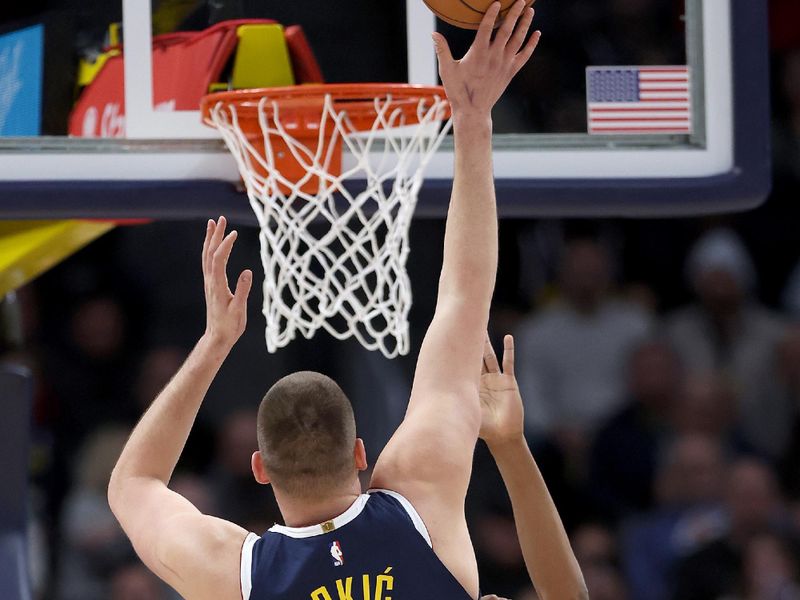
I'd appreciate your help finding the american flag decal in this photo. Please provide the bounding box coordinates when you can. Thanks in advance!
[586,66,692,134]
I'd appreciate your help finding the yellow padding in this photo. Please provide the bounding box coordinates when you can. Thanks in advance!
[151,1,197,35]
[0,221,114,297]
[76,23,122,89]
[76,48,120,89]
[232,24,295,89]
[108,22,122,48]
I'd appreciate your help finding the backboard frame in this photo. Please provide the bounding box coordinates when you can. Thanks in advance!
[0,0,770,218]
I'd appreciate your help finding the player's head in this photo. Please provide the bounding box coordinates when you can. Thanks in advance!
[251,371,366,499]
[559,237,612,311]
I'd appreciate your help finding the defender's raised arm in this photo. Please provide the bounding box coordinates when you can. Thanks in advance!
[480,335,588,600]
[371,4,541,597]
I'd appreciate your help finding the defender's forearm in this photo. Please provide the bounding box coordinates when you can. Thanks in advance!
[438,115,497,310]
[489,437,588,600]
[109,334,229,494]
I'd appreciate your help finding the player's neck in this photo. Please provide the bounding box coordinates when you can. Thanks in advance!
[275,482,363,528]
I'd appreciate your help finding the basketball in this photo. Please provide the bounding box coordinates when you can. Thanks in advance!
[423,0,535,30]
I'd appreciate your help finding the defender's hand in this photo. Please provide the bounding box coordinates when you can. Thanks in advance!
[480,334,525,448]
[433,0,541,118]
[202,217,252,348]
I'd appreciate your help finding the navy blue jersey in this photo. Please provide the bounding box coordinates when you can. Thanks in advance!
[240,490,474,600]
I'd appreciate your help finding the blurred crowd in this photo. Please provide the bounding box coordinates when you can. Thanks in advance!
[469,6,800,597]
[1,1,800,600]
[7,216,800,600]
[469,227,800,599]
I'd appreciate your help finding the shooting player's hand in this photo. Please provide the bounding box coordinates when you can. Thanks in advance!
[433,0,541,118]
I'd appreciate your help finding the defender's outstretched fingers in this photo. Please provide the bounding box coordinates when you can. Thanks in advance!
[475,1,502,48]
[502,334,515,376]
[506,7,535,57]
[494,0,527,49]
[513,29,541,73]
[483,334,501,374]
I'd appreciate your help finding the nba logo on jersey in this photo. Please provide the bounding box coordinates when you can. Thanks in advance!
[330,541,344,567]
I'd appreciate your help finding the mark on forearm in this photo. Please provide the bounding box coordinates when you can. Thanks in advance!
[464,83,476,106]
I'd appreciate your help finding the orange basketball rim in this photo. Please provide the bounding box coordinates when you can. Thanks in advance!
[201,84,451,192]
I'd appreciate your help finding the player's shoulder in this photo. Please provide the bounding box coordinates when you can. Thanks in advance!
[366,488,433,546]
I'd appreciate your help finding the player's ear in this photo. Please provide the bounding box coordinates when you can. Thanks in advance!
[251,451,271,485]
[354,438,368,471]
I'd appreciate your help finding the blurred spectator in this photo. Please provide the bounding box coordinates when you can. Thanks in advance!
[46,295,136,453]
[516,238,652,440]
[58,426,133,600]
[572,522,629,600]
[0,292,25,354]
[672,458,792,600]
[782,260,800,319]
[169,473,218,516]
[573,522,619,567]
[621,434,727,600]
[472,510,528,598]
[774,50,800,182]
[108,563,166,600]
[671,373,754,456]
[29,490,49,599]
[653,435,726,510]
[582,563,630,600]
[70,296,126,362]
[666,228,789,457]
[777,324,800,495]
[623,282,660,315]
[739,532,800,600]
[132,346,187,414]
[794,503,800,536]
[589,338,681,519]
[206,409,281,532]
[516,586,539,600]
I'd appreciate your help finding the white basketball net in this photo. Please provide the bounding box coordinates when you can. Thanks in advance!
[207,92,451,358]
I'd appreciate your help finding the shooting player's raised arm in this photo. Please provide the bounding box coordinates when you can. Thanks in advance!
[371,3,541,597]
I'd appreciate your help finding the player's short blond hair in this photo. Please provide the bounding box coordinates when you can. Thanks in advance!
[257,371,356,498]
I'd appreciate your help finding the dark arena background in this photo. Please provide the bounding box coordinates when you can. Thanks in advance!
[0,0,799,599]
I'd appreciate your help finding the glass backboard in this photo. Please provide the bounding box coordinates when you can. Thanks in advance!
[0,0,770,217]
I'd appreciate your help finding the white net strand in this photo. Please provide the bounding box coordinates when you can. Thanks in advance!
[208,91,451,358]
